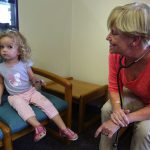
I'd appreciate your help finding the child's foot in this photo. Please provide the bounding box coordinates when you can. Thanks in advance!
[59,128,78,141]
[34,125,46,142]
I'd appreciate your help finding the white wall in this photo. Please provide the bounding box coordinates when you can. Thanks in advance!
[18,0,150,85]
[18,0,72,76]
[70,0,150,84]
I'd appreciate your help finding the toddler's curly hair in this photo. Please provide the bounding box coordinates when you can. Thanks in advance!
[0,29,31,61]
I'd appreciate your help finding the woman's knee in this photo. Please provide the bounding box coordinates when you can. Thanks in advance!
[134,121,150,139]
[101,100,112,115]
[131,121,150,150]
[101,100,112,122]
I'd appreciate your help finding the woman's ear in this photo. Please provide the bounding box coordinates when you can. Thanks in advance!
[132,36,142,48]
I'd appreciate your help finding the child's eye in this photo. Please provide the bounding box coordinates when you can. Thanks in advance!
[7,45,13,49]
[0,45,4,49]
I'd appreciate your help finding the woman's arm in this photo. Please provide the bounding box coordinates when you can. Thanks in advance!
[128,106,150,123]
[109,91,121,110]
[110,91,130,127]
[108,54,129,126]
[108,54,123,107]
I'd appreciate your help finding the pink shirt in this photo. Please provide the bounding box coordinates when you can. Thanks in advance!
[109,53,150,106]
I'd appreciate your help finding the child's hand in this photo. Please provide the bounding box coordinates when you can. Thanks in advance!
[34,79,45,90]
[35,79,45,85]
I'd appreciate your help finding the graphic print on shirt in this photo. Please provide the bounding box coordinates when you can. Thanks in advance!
[8,73,22,87]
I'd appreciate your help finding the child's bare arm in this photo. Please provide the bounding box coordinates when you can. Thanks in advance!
[27,67,45,87]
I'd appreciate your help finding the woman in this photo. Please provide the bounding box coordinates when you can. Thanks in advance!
[95,2,150,150]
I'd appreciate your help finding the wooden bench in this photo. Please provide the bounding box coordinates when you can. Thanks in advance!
[44,77,108,133]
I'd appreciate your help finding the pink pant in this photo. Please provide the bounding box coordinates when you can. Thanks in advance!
[8,87,58,121]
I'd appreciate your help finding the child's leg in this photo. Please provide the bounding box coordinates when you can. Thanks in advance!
[52,114,78,141]
[51,114,66,129]
[27,116,46,142]
[31,89,78,140]
[27,116,41,127]
[8,94,46,142]
[26,116,46,142]
[8,95,37,122]
[31,90,59,119]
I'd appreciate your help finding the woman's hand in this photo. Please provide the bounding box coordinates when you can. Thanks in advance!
[111,108,130,127]
[95,119,120,138]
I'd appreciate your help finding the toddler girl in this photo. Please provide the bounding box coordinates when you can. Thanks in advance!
[0,29,78,142]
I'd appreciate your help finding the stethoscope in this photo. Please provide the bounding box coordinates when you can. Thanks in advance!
[112,49,150,150]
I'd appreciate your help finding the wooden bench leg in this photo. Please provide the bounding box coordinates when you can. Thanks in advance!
[3,131,13,150]
[0,122,13,150]
[78,98,85,133]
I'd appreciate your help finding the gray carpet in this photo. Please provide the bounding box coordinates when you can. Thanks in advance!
[0,90,132,149]
[13,103,101,150]
[13,123,100,150]
[12,101,132,150]
[12,123,132,150]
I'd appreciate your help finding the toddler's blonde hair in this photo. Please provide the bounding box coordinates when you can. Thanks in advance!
[0,29,31,61]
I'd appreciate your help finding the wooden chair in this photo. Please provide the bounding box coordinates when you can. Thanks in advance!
[0,66,72,150]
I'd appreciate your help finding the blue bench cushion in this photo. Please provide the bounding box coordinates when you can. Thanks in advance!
[0,130,3,140]
[0,90,68,139]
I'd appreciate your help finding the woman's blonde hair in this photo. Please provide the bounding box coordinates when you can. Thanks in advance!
[107,2,150,49]
[0,29,31,61]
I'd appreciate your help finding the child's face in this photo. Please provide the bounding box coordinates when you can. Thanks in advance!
[0,36,20,61]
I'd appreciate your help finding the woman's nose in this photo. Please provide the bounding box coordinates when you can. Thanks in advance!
[106,33,111,41]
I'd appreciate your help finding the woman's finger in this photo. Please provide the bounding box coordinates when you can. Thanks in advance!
[111,112,128,127]
[95,126,102,138]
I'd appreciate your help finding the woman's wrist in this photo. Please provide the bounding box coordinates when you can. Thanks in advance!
[126,113,134,124]
[115,100,120,104]
[110,118,121,128]
[112,103,121,112]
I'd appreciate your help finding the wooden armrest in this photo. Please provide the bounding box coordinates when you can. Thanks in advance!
[32,66,72,127]
[32,67,72,88]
